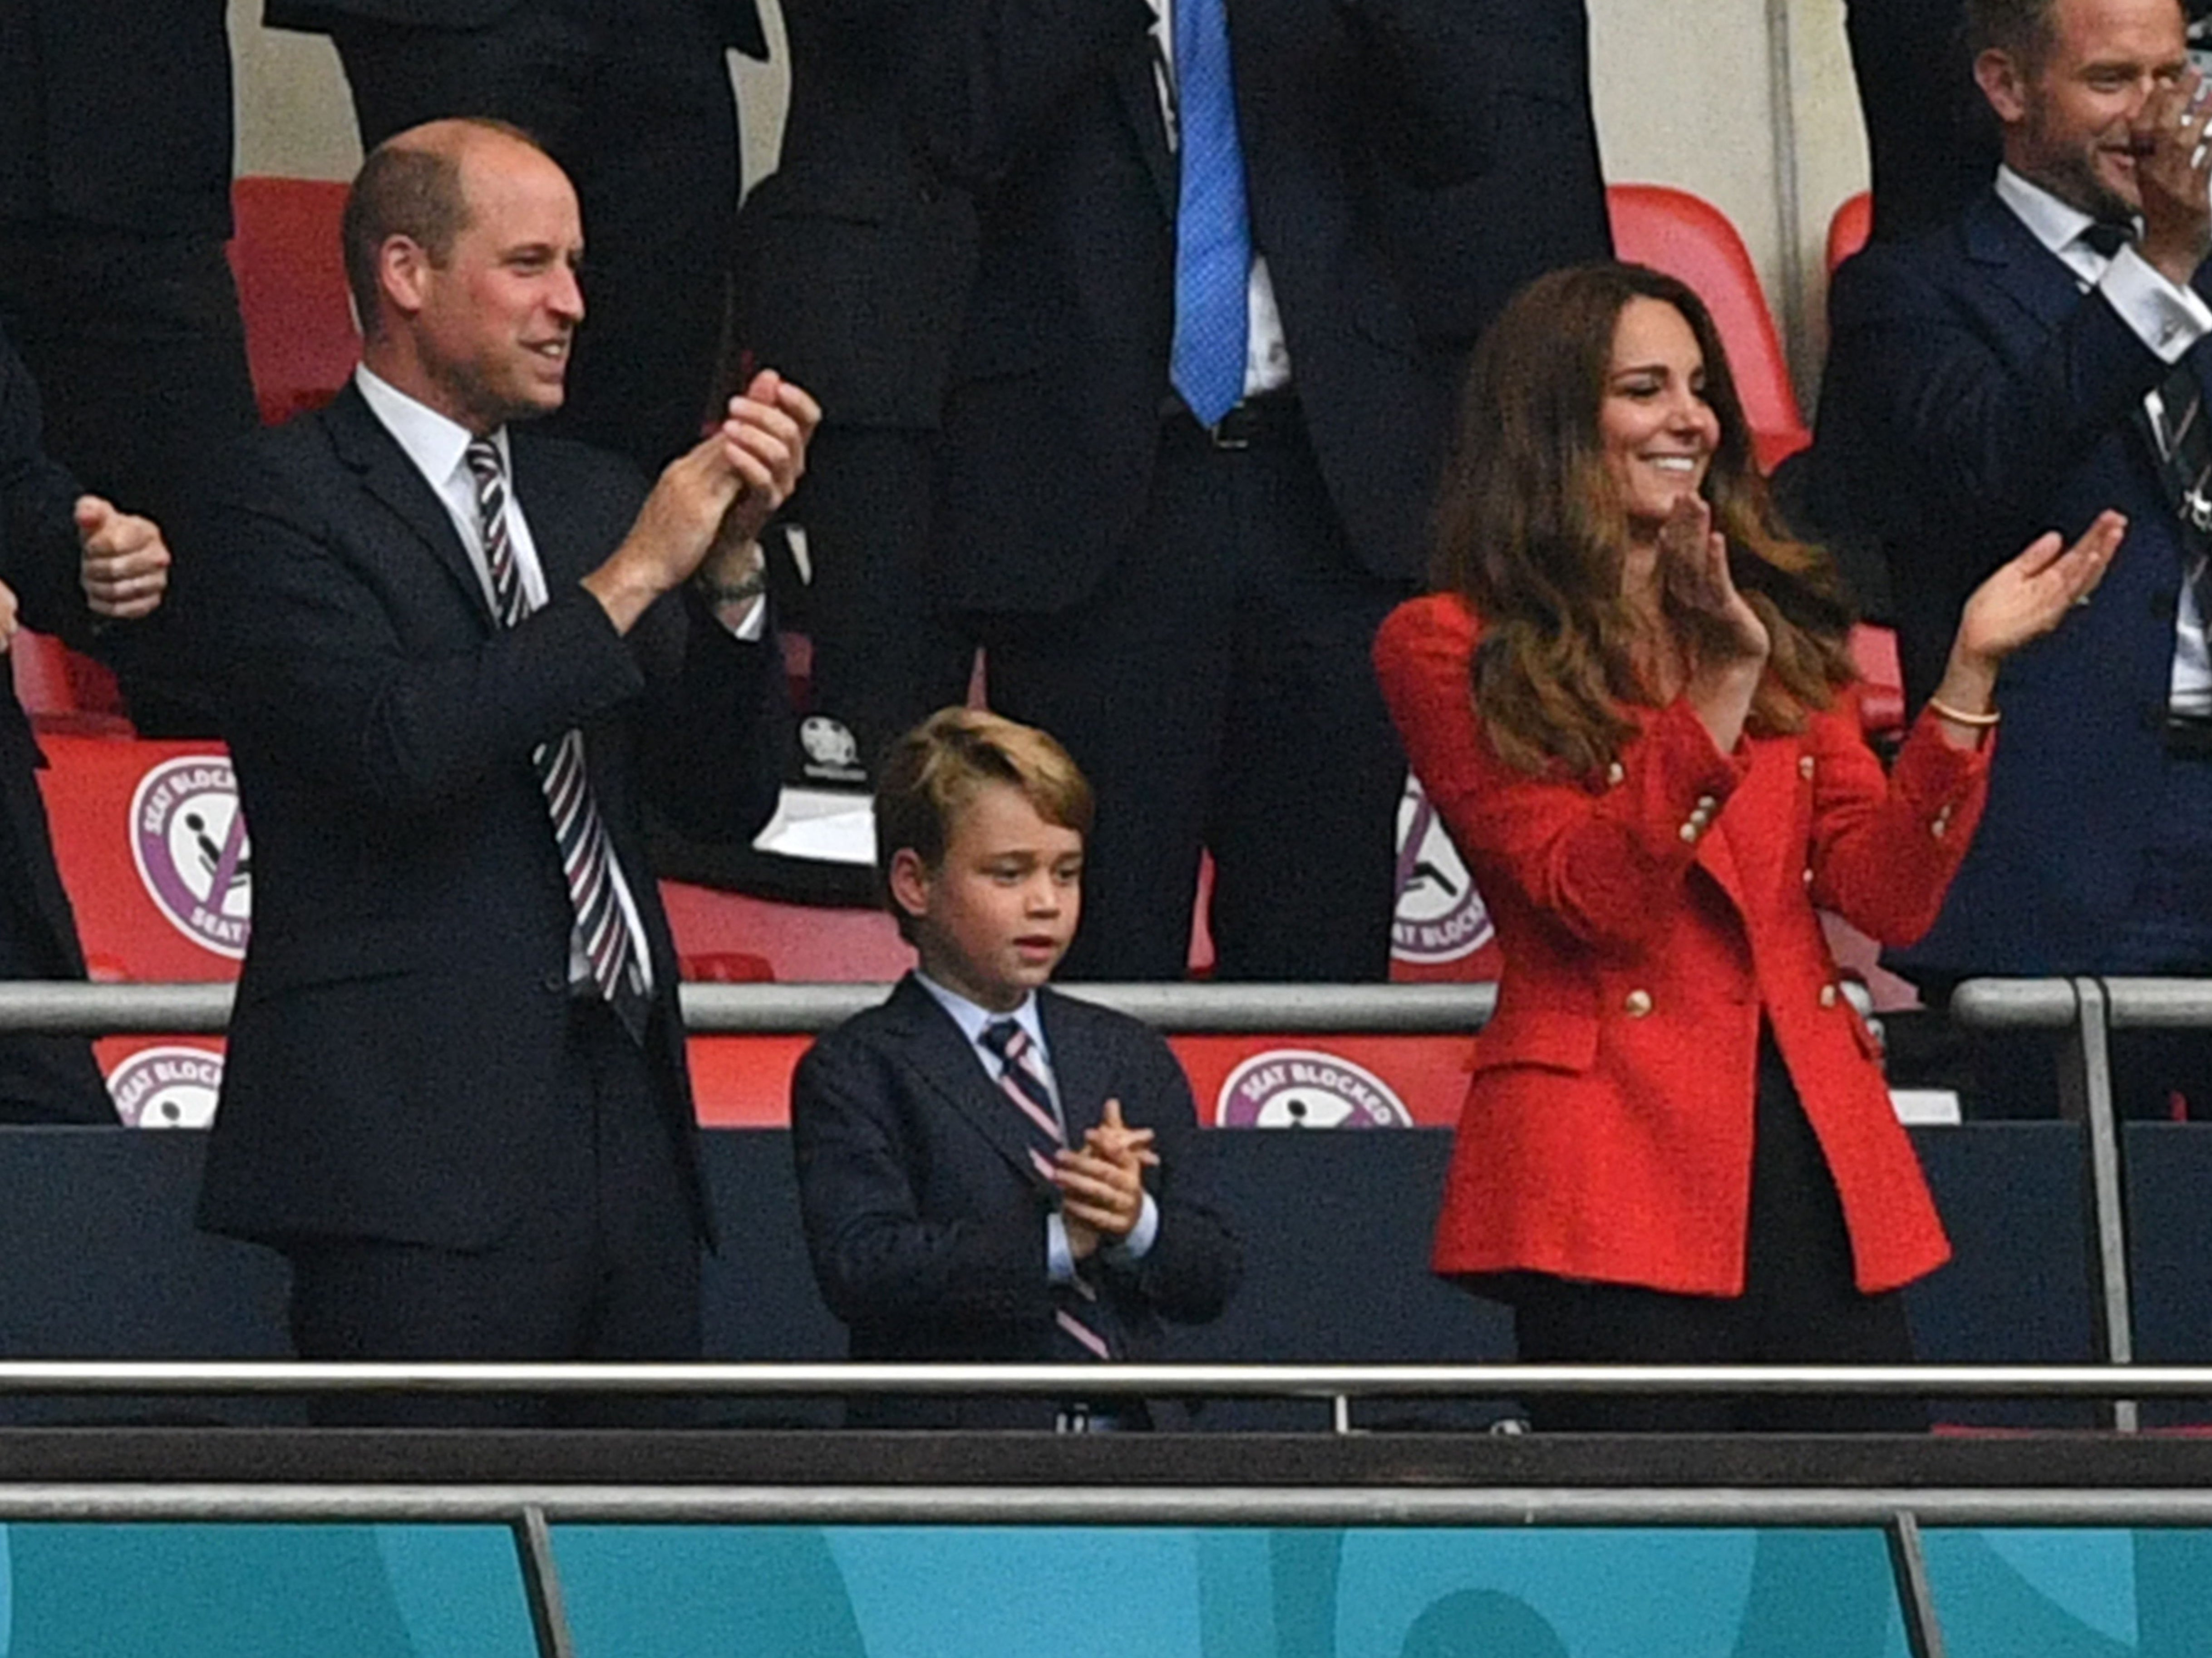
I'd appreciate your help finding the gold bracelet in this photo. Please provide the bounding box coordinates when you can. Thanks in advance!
[1925,695,2000,728]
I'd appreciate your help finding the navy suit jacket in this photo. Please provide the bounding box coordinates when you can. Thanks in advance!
[1818,188,2210,975]
[262,0,768,58]
[790,974,1241,1425]
[732,0,979,432]
[0,326,134,1122]
[192,383,783,1249]
[911,0,1495,612]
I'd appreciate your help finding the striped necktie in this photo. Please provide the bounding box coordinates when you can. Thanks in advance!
[1168,0,1251,426]
[982,1018,1117,1362]
[465,439,650,1043]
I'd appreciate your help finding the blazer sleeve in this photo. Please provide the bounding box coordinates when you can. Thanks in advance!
[1096,1029,1242,1325]
[0,328,103,652]
[1803,691,1991,946]
[193,442,654,819]
[790,1034,1059,1338]
[1374,593,1749,955]
[1825,240,2170,583]
[630,588,787,846]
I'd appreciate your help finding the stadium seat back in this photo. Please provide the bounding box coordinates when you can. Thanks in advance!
[1828,190,1873,275]
[227,176,358,427]
[1606,183,1809,470]
[10,630,131,736]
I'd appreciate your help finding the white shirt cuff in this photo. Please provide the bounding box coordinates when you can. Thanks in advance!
[1049,1192,1158,1278]
[1104,1192,1160,1264]
[715,595,768,641]
[2103,246,2212,362]
[1046,1212,1075,1283]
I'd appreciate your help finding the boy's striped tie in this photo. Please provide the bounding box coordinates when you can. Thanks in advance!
[982,1018,1116,1361]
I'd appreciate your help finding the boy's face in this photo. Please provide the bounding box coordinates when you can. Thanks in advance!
[892,781,1084,1012]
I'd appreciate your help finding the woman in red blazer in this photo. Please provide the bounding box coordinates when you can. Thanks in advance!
[1374,263,2120,1430]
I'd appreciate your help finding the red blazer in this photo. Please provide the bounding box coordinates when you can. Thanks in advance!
[1374,594,1991,1297]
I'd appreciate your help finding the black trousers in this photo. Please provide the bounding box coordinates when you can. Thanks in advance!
[1504,1031,1923,1433]
[771,425,974,779]
[328,1,739,477]
[981,400,1408,982]
[0,874,111,1125]
[284,1001,701,1428]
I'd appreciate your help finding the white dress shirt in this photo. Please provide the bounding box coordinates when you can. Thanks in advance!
[1148,0,1292,399]
[1992,167,2212,713]
[916,972,1161,1281]
[354,364,657,991]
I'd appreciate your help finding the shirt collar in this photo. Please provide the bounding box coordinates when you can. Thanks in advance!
[1994,164,2128,261]
[354,364,510,497]
[915,971,1045,1057]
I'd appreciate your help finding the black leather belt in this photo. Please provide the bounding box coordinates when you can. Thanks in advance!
[1161,390,1303,451]
[2165,712,2212,759]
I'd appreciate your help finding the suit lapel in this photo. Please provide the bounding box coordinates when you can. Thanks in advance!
[1961,191,2184,483]
[324,384,495,629]
[1115,30,1179,221]
[508,435,596,592]
[1037,989,1106,1144]
[1962,190,2097,342]
[885,977,1055,1187]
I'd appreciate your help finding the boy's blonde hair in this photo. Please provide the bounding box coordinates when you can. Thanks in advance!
[875,708,1096,941]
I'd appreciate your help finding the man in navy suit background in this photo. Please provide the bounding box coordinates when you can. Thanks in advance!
[908,0,1501,984]
[1816,0,2212,1112]
[0,323,174,1123]
[193,119,816,1420]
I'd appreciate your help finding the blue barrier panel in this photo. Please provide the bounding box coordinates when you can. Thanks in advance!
[552,1525,1916,1658]
[0,1520,2205,1656]
[0,1127,2110,1434]
[2122,1124,2212,1427]
[1909,1124,2099,1427]
[1919,1529,2212,1657]
[0,1523,536,1657]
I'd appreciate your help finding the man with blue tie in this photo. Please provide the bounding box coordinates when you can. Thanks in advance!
[912,0,1497,981]
[1817,0,2212,1112]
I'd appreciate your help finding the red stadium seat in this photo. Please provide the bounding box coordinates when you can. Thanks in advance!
[1827,191,1873,275]
[227,177,358,427]
[1606,183,1810,471]
[1849,621,1907,740]
[10,630,131,737]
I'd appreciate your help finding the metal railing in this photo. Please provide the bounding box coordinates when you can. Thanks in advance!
[5,973,2211,1658]
[0,980,1502,1036]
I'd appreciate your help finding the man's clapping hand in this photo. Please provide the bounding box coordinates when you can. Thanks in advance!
[74,496,172,621]
[586,369,821,633]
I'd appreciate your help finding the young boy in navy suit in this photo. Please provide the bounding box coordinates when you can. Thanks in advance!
[790,708,1241,1427]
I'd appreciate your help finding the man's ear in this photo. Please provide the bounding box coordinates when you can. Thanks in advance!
[379,234,433,319]
[1976,46,2032,126]
[887,847,932,923]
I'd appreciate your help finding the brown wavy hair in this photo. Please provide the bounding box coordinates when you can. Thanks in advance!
[1432,261,1855,777]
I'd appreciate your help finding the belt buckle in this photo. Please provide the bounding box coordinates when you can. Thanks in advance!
[1207,406,1252,452]
[1055,1403,1092,1434]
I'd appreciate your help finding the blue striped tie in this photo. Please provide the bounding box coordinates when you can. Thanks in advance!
[1169,0,1252,426]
